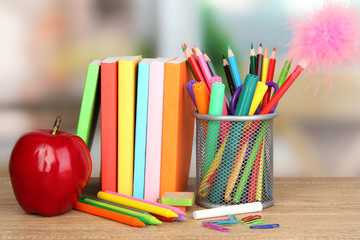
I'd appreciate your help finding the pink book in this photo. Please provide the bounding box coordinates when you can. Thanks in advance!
[144,58,175,202]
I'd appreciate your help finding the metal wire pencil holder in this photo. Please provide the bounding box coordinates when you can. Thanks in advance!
[192,111,278,209]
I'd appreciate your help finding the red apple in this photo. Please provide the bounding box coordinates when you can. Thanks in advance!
[9,117,92,216]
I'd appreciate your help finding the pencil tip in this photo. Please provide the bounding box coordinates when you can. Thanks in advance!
[183,43,188,49]
[223,55,226,59]
[194,44,198,48]
[181,45,185,51]
[265,46,267,51]
[251,43,254,49]
[273,47,276,51]
[260,43,262,47]
[228,45,231,50]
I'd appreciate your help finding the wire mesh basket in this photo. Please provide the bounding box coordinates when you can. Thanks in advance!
[192,111,278,209]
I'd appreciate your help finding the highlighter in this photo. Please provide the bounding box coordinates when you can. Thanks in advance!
[235,74,259,116]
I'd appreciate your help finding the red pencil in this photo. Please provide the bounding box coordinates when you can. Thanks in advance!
[262,48,276,108]
[260,64,304,114]
[183,46,210,95]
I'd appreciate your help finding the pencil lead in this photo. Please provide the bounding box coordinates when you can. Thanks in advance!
[273,47,276,51]
[260,43,262,47]
[223,55,226,59]
[181,45,185,52]
[183,43,188,49]
[194,45,198,49]
[228,45,231,50]
[251,43,254,49]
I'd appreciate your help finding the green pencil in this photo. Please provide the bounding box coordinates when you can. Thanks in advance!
[277,60,292,87]
[80,198,162,225]
[182,45,197,81]
[250,43,257,75]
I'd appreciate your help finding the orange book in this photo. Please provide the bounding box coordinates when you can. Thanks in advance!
[101,57,122,192]
[160,58,195,196]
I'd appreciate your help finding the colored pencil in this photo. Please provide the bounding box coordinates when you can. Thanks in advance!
[194,45,213,84]
[228,46,242,88]
[222,55,236,96]
[182,45,197,81]
[183,46,210,94]
[255,44,263,81]
[250,43,256,75]
[74,201,146,227]
[98,191,179,218]
[204,52,217,76]
[261,46,269,83]
[260,64,304,114]
[277,60,292,88]
[79,198,162,225]
[262,48,276,108]
[104,190,185,216]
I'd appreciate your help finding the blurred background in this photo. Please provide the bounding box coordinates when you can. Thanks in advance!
[1,0,359,178]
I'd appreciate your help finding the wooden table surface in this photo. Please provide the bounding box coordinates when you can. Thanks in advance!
[1,177,359,239]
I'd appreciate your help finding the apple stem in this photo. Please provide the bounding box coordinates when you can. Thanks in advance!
[52,116,62,135]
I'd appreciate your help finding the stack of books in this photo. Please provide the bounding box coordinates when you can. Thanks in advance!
[77,56,195,202]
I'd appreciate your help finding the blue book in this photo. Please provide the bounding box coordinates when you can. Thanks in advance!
[133,58,154,198]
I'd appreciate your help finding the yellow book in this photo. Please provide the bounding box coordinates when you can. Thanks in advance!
[117,55,142,195]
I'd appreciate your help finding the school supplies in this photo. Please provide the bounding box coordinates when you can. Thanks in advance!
[261,47,269,83]
[98,191,179,218]
[204,53,217,76]
[277,60,291,88]
[255,44,263,81]
[227,46,242,88]
[193,202,262,219]
[185,80,197,108]
[195,46,212,84]
[77,59,101,150]
[161,192,194,206]
[74,201,145,227]
[100,57,121,192]
[250,43,256,75]
[262,48,276,108]
[222,55,236,96]
[183,46,209,94]
[234,74,258,115]
[193,82,209,114]
[203,82,225,175]
[160,58,195,197]
[133,58,153,198]
[79,198,162,225]
[250,224,280,229]
[144,57,175,201]
[260,64,304,114]
[203,222,229,232]
[104,190,186,216]
[117,55,142,195]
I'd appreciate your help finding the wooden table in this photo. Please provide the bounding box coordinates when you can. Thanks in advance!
[1,177,359,239]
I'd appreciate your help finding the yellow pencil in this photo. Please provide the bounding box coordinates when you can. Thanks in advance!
[261,47,269,83]
[198,133,229,197]
[224,123,251,201]
[255,139,265,201]
[97,191,178,218]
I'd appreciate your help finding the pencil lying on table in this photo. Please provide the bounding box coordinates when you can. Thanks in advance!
[74,201,146,227]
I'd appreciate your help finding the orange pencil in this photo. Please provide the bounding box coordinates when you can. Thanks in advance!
[74,202,146,227]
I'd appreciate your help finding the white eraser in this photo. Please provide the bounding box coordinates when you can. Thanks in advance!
[193,202,263,220]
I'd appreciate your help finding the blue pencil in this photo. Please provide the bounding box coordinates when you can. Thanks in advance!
[227,46,242,88]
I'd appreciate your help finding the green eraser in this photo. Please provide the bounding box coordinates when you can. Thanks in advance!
[161,192,195,206]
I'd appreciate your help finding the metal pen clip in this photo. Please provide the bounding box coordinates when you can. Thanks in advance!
[203,222,229,232]
[250,224,280,229]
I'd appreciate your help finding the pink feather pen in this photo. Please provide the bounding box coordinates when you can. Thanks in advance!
[261,1,360,114]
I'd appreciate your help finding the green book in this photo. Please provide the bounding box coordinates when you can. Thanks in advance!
[77,59,101,150]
